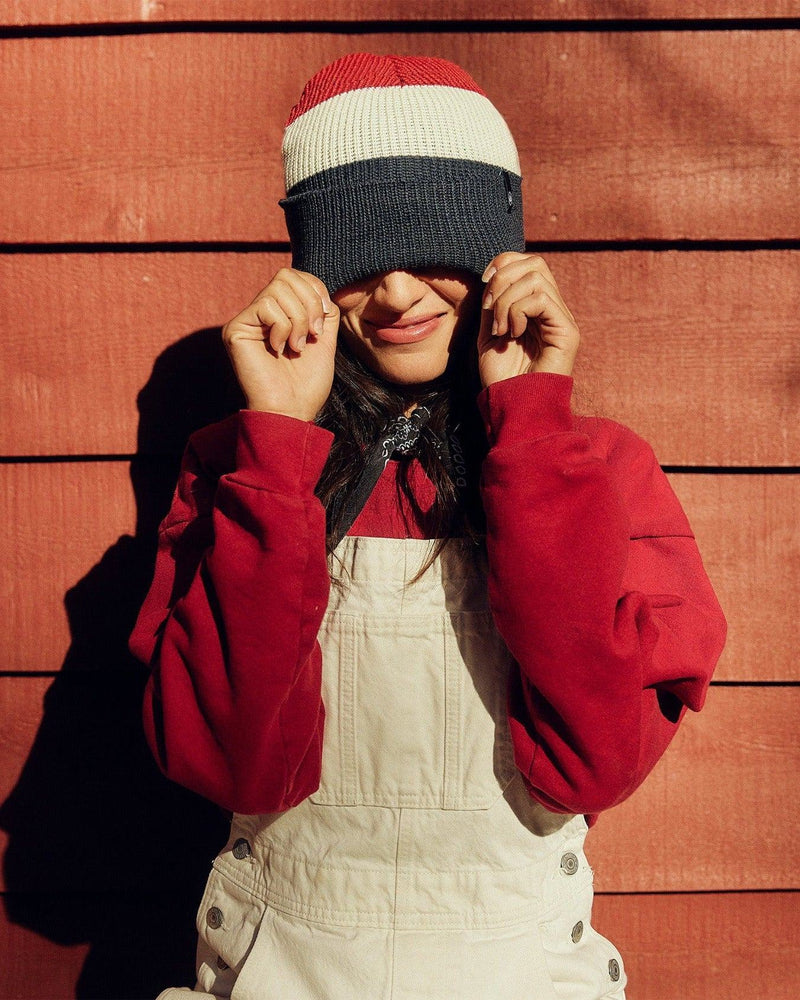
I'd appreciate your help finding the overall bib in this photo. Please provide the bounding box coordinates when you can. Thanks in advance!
[159,537,626,1000]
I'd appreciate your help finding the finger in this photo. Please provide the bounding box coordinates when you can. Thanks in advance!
[287,268,335,317]
[490,272,564,338]
[482,252,555,288]
[276,269,332,341]
[484,254,556,298]
[268,278,314,352]
[506,294,579,361]
[492,252,557,285]
[249,295,293,355]
[481,250,530,284]
[483,255,567,316]
[506,293,570,339]
[476,297,496,353]
[225,295,289,350]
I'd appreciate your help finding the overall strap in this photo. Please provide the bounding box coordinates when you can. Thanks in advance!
[328,406,432,549]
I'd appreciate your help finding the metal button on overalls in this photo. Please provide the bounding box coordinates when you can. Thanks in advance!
[560,852,580,875]
[232,838,251,860]
[188,538,626,1000]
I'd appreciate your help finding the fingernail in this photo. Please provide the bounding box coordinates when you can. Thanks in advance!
[481,265,496,283]
[483,291,493,309]
[491,320,499,337]
[298,336,307,350]
[322,299,333,314]
[277,342,285,356]
[313,318,324,335]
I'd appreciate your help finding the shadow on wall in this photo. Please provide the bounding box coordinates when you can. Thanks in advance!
[0,329,243,999]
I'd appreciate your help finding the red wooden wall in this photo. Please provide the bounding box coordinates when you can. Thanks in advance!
[1,3,799,998]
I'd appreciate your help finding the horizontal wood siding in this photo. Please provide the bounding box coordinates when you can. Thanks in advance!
[2,464,798,680]
[1,31,798,242]
[594,893,800,1000]
[2,678,796,894]
[6,1,800,24]
[2,250,798,464]
[3,891,797,1000]
[1,10,795,1000]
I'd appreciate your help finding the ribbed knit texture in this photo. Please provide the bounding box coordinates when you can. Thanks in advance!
[279,53,525,292]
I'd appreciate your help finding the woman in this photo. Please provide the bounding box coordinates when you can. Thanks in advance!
[131,53,727,1000]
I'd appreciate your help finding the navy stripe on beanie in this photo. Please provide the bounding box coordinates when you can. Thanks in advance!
[281,157,524,294]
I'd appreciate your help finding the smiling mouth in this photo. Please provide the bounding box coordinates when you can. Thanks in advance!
[364,313,446,344]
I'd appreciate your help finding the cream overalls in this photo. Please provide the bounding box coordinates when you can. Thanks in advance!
[158,537,626,1000]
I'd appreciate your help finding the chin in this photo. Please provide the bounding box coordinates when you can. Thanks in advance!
[374,358,450,386]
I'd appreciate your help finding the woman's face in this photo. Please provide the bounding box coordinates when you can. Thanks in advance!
[332,267,481,385]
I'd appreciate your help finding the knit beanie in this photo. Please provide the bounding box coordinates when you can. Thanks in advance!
[279,53,525,294]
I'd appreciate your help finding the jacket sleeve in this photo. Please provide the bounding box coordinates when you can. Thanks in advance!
[478,373,727,816]
[129,409,334,815]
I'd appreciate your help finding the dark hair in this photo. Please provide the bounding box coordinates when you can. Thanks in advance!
[314,334,487,572]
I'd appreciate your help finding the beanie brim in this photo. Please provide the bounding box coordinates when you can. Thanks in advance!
[280,156,524,293]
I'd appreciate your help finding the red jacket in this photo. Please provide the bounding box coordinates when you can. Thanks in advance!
[130,373,726,818]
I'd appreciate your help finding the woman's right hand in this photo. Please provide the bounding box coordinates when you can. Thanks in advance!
[222,268,340,421]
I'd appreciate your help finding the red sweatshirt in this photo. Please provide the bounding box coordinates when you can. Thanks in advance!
[130,373,726,818]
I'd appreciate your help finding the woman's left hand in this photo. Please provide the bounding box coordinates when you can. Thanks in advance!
[477,252,580,387]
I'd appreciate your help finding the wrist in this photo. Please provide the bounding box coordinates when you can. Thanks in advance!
[244,398,318,423]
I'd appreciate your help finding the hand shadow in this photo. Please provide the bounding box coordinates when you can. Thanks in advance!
[0,328,243,999]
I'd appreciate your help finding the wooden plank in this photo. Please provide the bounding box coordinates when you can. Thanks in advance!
[1,250,798,465]
[588,687,800,892]
[0,462,140,674]
[667,473,800,687]
[1,31,798,242]
[0,252,255,458]
[0,674,231,896]
[0,462,797,680]
[0,893,200,1000]
[0,906,88,1000]
[562,250,800,468]
[0,681,797,892]
[7,1,800,26]
[0,891,796,1000]
[593,892,800,1000]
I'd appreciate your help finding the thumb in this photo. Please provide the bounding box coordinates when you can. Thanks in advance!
[322,299,340,336]
[476,300,495,353]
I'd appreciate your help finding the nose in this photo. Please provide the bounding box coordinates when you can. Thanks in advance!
[371,270,427,314]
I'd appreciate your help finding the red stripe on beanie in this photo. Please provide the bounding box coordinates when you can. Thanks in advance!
[285,53,486,127]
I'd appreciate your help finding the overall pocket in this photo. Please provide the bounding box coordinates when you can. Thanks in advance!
[310,610,517,810]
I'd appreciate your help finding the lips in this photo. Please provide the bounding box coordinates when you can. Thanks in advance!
[364,313,445,344]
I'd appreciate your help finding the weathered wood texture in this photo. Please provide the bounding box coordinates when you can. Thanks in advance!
[593,892,800,1000]
[589,686,800,891]
[1,31,798,242]
[1,677,796,894]
[0,893,800,1000]
[2,12,796,1000]
[1,462,139,675]
[1,462,796,680]
[8,1,800,25]
[668,473,800,683]
[1,891,796,1000]
[2,250,797,465]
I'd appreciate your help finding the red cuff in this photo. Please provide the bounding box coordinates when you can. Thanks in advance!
[231,410,334,494]
[477,373,575,445]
